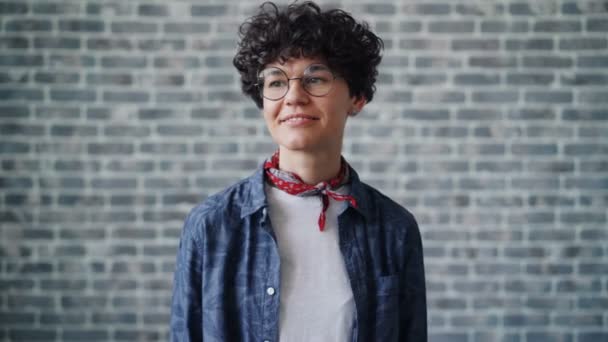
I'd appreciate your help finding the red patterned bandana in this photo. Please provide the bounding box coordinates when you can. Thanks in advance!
[264,150,358,231]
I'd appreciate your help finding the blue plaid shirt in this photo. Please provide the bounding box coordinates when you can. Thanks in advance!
[170,165,427,342]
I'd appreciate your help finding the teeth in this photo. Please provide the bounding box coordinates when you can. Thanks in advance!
[284,117,312,122]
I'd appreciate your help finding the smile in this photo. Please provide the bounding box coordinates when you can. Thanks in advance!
[279,114,319,124]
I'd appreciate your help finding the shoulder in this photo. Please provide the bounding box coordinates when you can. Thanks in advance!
[181,173,259,241]
[358,180,418,227]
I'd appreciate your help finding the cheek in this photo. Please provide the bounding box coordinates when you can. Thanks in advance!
[262,102,279,121]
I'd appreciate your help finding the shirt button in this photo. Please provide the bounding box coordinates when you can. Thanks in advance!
[266,287,275,296]
[263,340,270,342]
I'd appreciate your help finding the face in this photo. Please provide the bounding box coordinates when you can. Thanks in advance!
[260,56,366,155]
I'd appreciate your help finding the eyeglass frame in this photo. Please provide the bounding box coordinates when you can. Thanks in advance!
[255,63,339,101]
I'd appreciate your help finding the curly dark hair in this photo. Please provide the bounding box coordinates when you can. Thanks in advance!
[233,1,384,109]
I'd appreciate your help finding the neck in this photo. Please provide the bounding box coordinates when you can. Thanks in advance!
[278,146,342,185]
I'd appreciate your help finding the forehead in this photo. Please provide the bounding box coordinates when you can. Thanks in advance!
[265,56,329,73]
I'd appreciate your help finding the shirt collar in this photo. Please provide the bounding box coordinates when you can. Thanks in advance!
[239,161,370,220]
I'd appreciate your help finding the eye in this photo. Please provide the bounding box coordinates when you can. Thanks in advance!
[267,79,287,88]
[305,76,327,85]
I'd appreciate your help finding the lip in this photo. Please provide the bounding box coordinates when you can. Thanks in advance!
[279,113,320,125]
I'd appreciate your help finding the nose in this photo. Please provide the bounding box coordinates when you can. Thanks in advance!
[284,78,309,105]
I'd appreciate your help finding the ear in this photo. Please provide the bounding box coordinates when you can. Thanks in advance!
[349,96,367,116]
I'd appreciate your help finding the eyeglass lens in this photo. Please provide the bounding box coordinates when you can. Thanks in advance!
[258,64,335,100]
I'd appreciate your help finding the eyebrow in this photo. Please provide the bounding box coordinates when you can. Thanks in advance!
[306,64,329,72]
[261,64,330,77]
[261,69,285,77]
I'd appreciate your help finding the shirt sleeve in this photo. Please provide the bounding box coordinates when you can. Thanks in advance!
[401,216,427,341]
[170,212,203,342]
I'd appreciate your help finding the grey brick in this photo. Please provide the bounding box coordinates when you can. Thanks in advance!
[164,22,211,33]
[587,18,608,31]
[5,19,52,31]
[8,295,54,308]
[87,38,133,51]
[114,330,161,341]
[32,2,79,14]
[481,20,529,33]
[561,73,608,86]
[577,55,608,68]
[49,54,95,67]
[399,39,449,51]
[86,72,133,86]
[0,123,44,136]
[473,91,518,103]
[534,20,581,32]
[0,2,28,14]
[470,56,517,68]
[397,21,422,33]
[559,38,607,50]
[86,3,132,16]
[140,143,187,154]
[400,73,445,86]
[415,56,461,68]
[154,56,200,68]
[88,143,134,155]
[455,3,505,16]
[59,20,104,32]
[50,89,96,102]
[526,332,572,342]
[104,125,150,137]
[507,73,554,85]
[406,3,450,15]
[579,333,608,342]
[191,5,227,16]
[0,36,28,49]
[509,3,534,15]
[111,21,158,34]
[9,330,56,341]
[103,91,149,103]
[156,91,200,103]
[454,73,500,85]
[40,313,87,325]
[579,91,608,103]
[458,109,502,121]
[525,91,573,104]
[562,109,607,121]
[474,332,521,342]
[0,88,43,101]
[523,56,572,68]
[400,109,449,121]
[35,72,79,84]
[452,39,499,51]
[429,21,475,33]
[565,143,608,155]
[138,4,168,16]
[364,4,395,15]
[415,91,464,103]
[561,2,583,15]
[63,330,109,341]
[138,38,186,51]
[506,39,554,51]
[0,312,35,324]
[0,54,43,67]
[101,56,147,68]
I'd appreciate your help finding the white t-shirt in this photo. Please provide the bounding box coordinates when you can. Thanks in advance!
[265,183,356,342]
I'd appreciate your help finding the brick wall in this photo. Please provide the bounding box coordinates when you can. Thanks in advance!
[1,0,607,341]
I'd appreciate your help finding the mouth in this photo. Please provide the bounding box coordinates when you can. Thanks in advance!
[279,113,320,124]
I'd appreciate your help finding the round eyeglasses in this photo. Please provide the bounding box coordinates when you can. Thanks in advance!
[256,64,337,101]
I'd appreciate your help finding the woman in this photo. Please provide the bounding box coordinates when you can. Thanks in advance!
[170,2,427,341]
